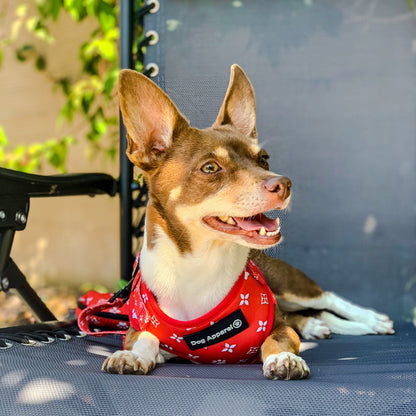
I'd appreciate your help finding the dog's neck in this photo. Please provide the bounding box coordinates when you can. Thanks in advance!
[140,222,250,321]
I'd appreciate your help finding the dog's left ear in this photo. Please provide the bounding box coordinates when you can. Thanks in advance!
[214,64,257,142]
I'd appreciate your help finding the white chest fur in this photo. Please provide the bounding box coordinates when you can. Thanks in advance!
[140,226,249,321]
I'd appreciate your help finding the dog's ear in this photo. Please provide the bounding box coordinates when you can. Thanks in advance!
[214,64,257,142]
[118,69,189,171]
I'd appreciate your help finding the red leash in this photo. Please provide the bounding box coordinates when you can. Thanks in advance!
[77,297,128,336]
[77,255,141,336]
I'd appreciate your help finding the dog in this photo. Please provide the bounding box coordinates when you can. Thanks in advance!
[102,64,394,380]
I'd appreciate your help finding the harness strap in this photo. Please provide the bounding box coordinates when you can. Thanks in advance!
[77,298,127,336]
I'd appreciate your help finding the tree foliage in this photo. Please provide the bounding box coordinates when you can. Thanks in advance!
[0,0,125,173]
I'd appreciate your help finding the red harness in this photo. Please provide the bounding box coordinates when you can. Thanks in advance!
[77,257,277,364]
[129,259,277,364]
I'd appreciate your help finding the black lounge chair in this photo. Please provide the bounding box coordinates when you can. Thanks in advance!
[1,1,415,414]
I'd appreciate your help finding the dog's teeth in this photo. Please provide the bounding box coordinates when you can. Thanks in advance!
[218,216,236,225]
[259,227,266,236]
[266,227,281,237]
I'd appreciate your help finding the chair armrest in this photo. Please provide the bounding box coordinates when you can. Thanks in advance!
[0,167,118,198]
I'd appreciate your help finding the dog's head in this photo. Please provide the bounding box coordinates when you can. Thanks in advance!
[119,65,291,253]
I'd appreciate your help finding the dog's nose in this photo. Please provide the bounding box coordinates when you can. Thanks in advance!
[263,176,291,200]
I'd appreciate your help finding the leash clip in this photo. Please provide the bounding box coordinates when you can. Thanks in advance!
[109,253,141,303]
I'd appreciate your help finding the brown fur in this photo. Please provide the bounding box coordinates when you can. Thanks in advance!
[123,325,142,351]
[250,249,323,298]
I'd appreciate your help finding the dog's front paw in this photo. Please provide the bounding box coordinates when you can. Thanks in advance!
[102,350,155,375]
[263,352,310,380]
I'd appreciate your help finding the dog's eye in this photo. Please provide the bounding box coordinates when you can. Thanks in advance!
[201,161,222,174]
[258,152,270,170]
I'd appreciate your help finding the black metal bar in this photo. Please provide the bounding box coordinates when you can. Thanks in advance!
[119,0,135,281]
[0,229,15,274]
[3,258,57,322]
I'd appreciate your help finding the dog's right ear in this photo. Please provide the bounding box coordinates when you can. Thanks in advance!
[118,70,189,171]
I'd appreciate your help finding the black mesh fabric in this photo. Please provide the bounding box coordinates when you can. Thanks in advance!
[0,323,415,415]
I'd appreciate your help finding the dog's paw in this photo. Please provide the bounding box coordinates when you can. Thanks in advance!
[102,350,155,375]
[362,310,395,335]
[301,318,331,340]
[263,352,310,380]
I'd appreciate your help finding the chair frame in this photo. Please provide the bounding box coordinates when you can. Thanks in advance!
[0,0,149,324]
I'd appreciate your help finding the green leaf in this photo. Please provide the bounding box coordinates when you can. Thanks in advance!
[36,0,49,19]
[103,71,117,98]
[14,145,25,157]
[64,0,87,21]
[50,0,62,20]
[79,282,109,294]
[60,99,76,122]
[47,146,67,172]
[15,44,34,61]
[97,39,116,60]
[0,126,8,146]
[26,18,55,43]
[25,16,39,32]
[116,280,130,291]
[57,78,71,96]
[81,90,95,114]
[35,55,47,71]
[98,10,116,33]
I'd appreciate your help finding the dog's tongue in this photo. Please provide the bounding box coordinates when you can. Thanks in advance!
[233,214,278,232]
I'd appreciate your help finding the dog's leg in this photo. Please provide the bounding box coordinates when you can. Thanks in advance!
[102,327,165,375]
[314,310,392,336]
[252,249,332,339]
[252,250,394,336]
[315,296,394,335]
[284,312,331,340]
[280,292,394,335]
[261,308,310,380]
[279,291,395,336]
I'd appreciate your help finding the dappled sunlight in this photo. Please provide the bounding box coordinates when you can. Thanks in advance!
[65,359,88,367]
[299,341,318,352]
[1,369,26,387]
[86,344,113,357]
[337,386,376,398]
[17,378,75,404]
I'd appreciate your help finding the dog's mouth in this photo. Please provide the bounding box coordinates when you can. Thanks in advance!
[202,213,281,246]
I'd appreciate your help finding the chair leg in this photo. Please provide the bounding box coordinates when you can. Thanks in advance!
[0,229,56,322]
[0,229,14,273]
[2,258,57,322]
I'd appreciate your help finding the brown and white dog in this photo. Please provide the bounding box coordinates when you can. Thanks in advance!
[102,65,394,380]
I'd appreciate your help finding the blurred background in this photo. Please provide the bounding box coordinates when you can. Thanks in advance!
[0,1,121,325]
